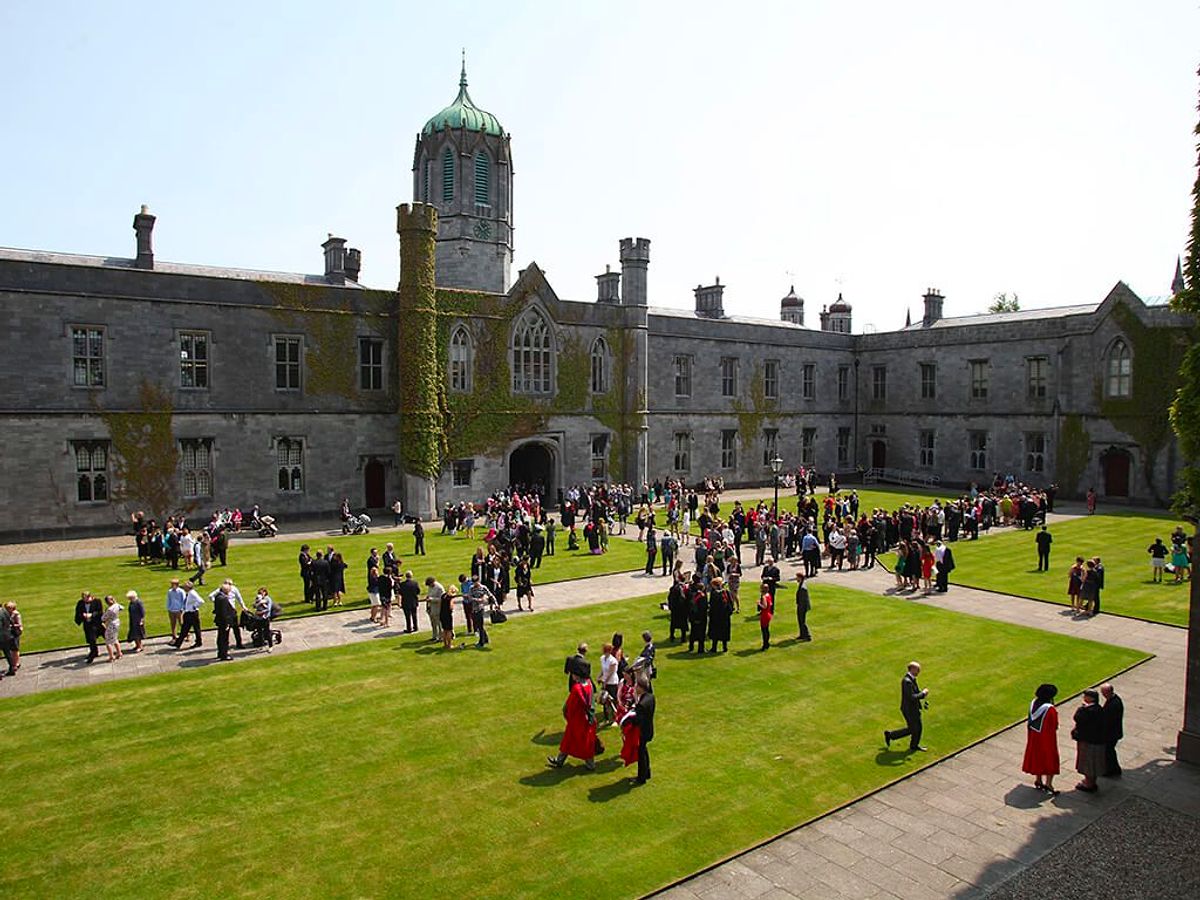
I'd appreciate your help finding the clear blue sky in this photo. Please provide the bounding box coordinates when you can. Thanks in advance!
[1,1,1197,329]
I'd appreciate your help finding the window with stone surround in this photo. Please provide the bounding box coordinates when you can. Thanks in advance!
[590,337,610,394]
[920,363,936,399]
[970,359,989,401]
[801,427,817,466]
[276,437,304,493]
[73,440,109,503]
[449,326,473,393]
[453,458,473,487]
[802,363,815,401]
[919,430,935,468]
[674,355,692,397]
[720,430,737,469]
[673,431,691,472]
[1027,356,1048,400]
[274,336,301,391]
[1025,432,1046,473]
[1106,340,1131,398]
[763,359,779,400]
[179,331,209,390]
[358,337,384,392]
[720,357,738,398]
[837,427,850,468]
[71,326,105,388]
[511,308,553,395]
[968,431,988,470]
[180,438,214,498]
[872,365,887,401]
[837,365,850,402]
[762,428,778,467]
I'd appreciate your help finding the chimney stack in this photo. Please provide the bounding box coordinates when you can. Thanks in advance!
[922,288,944,327]
[596,264,621,303]
[345,247,362,283]
[133,205,155,270]
[618,237,650,306]
[323,234,347,284]
[694,277,725,318]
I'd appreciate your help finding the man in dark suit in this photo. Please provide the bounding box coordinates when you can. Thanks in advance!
[565,642,591,691]
[761,557,781,598]
[934,541,954,592]
[311,552,331,612]
[1035,527,1053,571]
[795,572,812,642]
[74,591,104,663]
[211,584,237,661]
[687,576,708,654]
[1100,682,1124,777]
[299,545,314,604]
[397,570,422,634]
[884,661,930,752]
[631,674,656,785]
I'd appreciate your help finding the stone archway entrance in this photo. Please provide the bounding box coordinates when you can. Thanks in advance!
[509,442,554,497]
[1101,448,1131,498]
[363,458,386,509]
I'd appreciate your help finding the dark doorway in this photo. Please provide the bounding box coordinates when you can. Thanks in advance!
[364,458,386,509]
[509,442,553,496]
[1101,449,1131,498]
[871,440,887,469]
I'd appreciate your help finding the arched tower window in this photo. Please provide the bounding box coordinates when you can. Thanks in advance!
[422,158,432,202]
[511,308,553,395]
[1106,339,1132,398]
[449,325,474,393]
[441,146,455,203]
[590,337,610,394]
[474,152,490,206]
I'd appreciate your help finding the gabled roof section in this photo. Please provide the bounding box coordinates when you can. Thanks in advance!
[507,262,560,308]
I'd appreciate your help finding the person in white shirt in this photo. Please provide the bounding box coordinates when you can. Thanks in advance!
[599,643,620,722]
[171,581,205,648]
[178,530,195,569]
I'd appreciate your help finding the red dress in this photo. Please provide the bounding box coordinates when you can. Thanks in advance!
[1021,702,1060,776]
[619,709,641,767]
[559,681,597,760]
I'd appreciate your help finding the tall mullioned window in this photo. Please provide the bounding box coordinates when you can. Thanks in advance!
[720,357,738,398]
[970,360,989,400]
[1026,432,1046,473]
[920,363,936,399]
[762,428,778,467]
[359,338,383,391]
[442,146,455,202]
[919,430,935,468]
[274,337,301,391]
[474,152,490,205]
[837,427,851,467]
[673,432,691,472]
[71,326,105,387]
[180,438,213,498]
[969,431,988,470]
[511,308,552,394]
[721,430,738,469]
[1027,356,1048,399]
[276,437,304,493]
[590,337,610,394]
[801,428,817,466]
[1106,340,1131,397]
[180,331,209,389]
[802,363,815,401]
[673,355,692,397]
[449,326,473,393]
[73,440,109,502]
[763,360,779,400]
[837,365,850,401]
[872,365,887,401]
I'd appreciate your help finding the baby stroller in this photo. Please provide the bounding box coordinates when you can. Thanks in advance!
[255,514,278,538]
[241,609,283,650]
[343,512,371,535]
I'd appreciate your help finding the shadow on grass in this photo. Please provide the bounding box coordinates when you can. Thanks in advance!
[588,769,642,803]
[874,749,916,767]
[530,728,563,746]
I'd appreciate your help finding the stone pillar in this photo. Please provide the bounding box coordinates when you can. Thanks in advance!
[396,202,442,520]
[1178,533,1200,764]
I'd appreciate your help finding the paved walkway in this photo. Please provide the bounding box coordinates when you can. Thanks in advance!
[4,500,1185,899]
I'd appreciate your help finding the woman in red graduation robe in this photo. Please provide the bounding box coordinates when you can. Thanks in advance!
[547,674,597,770]
[1021,683,1060,795]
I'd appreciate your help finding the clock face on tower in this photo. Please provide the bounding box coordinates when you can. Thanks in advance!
[473,220,493,240]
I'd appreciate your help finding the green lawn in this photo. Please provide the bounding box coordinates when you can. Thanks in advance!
[948,514,1192,625]
[0,527,645,653]
[0,585,1145,898]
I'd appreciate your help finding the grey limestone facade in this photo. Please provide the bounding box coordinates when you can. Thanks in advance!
[0,70,1189,539]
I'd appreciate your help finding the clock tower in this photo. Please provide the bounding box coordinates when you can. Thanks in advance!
[412,59,513,293]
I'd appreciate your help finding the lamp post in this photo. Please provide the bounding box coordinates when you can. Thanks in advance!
[771,455,783,520]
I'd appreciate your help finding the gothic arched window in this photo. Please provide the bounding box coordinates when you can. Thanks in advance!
[449,325,473,393]
[441,146,455,203]
[474,152,490,206]
[1106,338,1132,398]
[590,336,610,394]
[511,308,553,395]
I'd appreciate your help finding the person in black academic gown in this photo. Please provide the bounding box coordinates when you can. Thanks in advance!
[707,578,733,653]
[74,591,104,663]
[631,675,656,785]
[667,573,689,642]
[1100,683,1124,777]
[687,577,708,654]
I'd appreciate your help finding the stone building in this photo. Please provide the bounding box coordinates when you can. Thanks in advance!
[0,68,1189,539]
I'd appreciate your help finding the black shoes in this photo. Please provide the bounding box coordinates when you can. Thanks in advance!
[884,731,891,748]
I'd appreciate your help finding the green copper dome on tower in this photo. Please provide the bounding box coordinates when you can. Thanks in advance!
[422,60,503,137]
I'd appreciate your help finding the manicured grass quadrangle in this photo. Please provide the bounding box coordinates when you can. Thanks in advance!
[0,585,1145,898]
